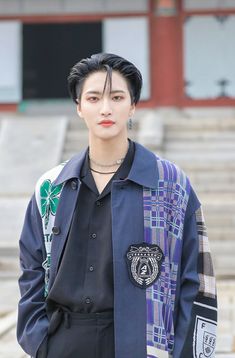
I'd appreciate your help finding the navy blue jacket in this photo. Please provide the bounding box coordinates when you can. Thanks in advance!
[17,142,217,358]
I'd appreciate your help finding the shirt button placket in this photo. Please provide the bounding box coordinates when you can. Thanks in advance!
[70,180,78,190]
[85,297,92,304]
[89,265,94,272]
[52,226,61,235]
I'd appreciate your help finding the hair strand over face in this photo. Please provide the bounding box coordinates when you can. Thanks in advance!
[67,53,143,105]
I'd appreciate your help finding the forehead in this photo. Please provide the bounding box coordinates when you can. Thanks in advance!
[82,70,129,93]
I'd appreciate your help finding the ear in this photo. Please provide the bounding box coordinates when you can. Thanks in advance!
[76,103,83,119]
[129,104,136,118]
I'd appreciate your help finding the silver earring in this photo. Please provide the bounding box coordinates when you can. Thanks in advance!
[128,118,133,130]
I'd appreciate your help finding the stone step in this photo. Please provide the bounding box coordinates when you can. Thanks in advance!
[204,216,235,229]
[0,310,17,338]
[165,131,235,141]
[216,338,235,356]
[207,228,235,241]
[0,257,20,279]
[203,206,235,215]
[0,246,19,257]
[64,136,88,152]
[190,182,235,193]
[0,280,21,316]
[63,138,88,153]
[211,241,235,254]
[174,162,235,172]
[197,197,235,226]
[210,241,235,278]
[165,141,235,151]
[204,197,235,211]
[195,193,235,203]
[62,150,80,162]
[217,280,235,354]
[189,171,235,183]
[205,215,235,228]
[67,117,87,131]
[165,152,235,163]
[182,107,235,120]
[0,197,30,253]
[0,325,27,358]
[65,129,88,141]
[0,117,67,196]
[164,116,235,129]
[206,214,235,225]
[203,200,235,211]
[214,265,235,279]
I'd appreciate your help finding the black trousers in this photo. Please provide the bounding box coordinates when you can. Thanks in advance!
[43,309,115,358]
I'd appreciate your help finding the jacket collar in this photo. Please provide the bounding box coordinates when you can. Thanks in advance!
[53,149,87,186]
[127,142,159,188]
[53,142,159,189]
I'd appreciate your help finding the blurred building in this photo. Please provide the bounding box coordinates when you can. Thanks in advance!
[0,0,235,111]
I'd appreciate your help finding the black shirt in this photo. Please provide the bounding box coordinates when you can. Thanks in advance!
[47,140,135,313]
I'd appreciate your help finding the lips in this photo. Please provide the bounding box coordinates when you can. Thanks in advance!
[99,120,115,127]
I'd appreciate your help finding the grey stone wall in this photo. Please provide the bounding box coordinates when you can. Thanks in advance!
[0,0,148,16]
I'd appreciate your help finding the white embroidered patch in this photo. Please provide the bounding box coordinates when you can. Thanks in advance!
[193,316,217,358]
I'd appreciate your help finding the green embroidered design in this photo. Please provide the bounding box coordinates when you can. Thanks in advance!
[36,162,67,297]
[40,179,63,230]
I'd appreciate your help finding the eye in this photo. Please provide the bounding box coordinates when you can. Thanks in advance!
[112,95,123,102]
[87,96,99,102]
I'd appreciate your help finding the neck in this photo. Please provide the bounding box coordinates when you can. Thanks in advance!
[88,136,129,167]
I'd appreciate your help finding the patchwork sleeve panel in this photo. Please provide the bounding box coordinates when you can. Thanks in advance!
[180,206,217,358]
[196,207,216,299]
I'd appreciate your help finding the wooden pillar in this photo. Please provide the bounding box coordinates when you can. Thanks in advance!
[0,104,18,111]
[150,0,182,106]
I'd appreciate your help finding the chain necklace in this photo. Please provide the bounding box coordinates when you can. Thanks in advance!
[88,142,129,168]
[90,167,117,175]
[89,155,124,168]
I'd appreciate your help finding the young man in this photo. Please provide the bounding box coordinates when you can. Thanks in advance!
[17,53,217,358]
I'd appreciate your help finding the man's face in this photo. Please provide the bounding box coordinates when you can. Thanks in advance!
[77,70,135,141]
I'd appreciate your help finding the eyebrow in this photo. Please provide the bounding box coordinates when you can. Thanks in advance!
[84,90,126,95]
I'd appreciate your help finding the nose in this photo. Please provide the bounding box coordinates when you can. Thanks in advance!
[100,98,112,117]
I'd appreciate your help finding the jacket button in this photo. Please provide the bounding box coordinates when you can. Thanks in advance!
[85,297,92,304]
[52,226,61,235]
[71,180,78,190]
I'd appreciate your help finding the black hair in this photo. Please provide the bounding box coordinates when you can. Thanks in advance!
[67,53,143,105]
